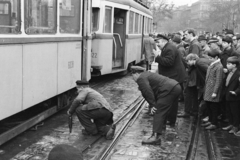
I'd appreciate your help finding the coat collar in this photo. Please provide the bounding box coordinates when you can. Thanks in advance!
[228,69,239,86]
[210,59,221,66]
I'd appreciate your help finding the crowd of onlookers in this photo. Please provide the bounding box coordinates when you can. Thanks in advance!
[143,28,240,137]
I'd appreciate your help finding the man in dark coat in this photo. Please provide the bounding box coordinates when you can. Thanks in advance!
[154,34,187,126]
[184,28,202,57]
[131,66,181,145]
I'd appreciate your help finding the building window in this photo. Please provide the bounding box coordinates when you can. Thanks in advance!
[104,6,112,33]
[0,0,21,34]
[25,0,57,34]
[59,0,81,34]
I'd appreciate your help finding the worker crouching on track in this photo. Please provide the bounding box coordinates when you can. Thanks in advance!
[131,66,182,145]
[67,80,116,140]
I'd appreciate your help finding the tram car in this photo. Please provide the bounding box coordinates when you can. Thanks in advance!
[91,0,153,76]
[0,0,91,124]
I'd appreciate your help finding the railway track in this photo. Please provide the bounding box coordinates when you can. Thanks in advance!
[0,75,119,147]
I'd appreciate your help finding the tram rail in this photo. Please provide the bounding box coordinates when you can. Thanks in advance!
[0,76,118,147]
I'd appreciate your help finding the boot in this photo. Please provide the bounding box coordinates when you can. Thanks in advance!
[106,124,116,140]
[229,127,238,134]
[201,122,211,127]
[142,132,161,145]
[222,125,233,131]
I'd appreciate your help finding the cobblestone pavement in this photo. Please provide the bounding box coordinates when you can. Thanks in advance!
[1,74,240,160]
[206,123,240,160]
[2,75,141,160]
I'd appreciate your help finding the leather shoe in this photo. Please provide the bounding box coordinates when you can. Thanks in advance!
[177,113,190,118]
[234,130,240,136]
[201,122,211,127]
[142,133,161,145]
[229,127,238,134]
[106,124,116,140]
[202,116,209,122]
[205,124,217,130]
[222,125,233,131]
[82,129,98,136]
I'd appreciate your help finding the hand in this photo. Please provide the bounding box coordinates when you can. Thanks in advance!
[223,68,228,73]
[212,93,217,98]
[229,91,236,95]
[151,107,157,114]
[67,110,71,116]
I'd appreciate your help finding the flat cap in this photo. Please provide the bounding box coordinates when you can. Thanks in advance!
[226,29,234,35]
[227,56,239,63]
[76,80,89,85]
[207,38,219,44]
[48,144,83,160]
[208,49,220,58]
[198,35,207,41]
[222,36,233,43]
[172,35,181,43]
[155,34,169,41]
[236,34,240,40]
[131,66,146,73]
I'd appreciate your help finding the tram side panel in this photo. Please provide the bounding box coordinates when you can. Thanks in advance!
[91,35,113,75]
[57,42,82,94]
[22,43,58,110]
[0,45,23,120]
[125,35,143,65]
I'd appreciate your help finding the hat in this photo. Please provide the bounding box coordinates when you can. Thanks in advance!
[130,66,146,73]
[48,144,83,160]
[207,38,218,44]
[155,34,169,41]
[227,56,239,64]
[198,35,207,41]
[226,29,234,35]
[208,49,220,58]
[76,80,89,86]
[222,36,233,43]
[236,34,240,40]
[172,35,182,43]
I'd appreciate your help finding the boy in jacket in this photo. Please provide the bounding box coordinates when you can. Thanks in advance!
[222,56,240,134]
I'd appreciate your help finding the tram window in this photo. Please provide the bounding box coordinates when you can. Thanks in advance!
[104,6,112,33]
[92,8,99,32]
[25,0,57,34]
[139,15,142,34]
[59,0,81,34]
[0,1,21,34]
[129,11,134,34]
[134,13,139,34]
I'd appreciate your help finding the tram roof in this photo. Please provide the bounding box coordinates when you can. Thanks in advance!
[103,0,152,16]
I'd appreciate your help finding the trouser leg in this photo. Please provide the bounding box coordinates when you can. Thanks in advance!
[226,101,233,125]
[229,101,240,127]
[208,102,219,126]
[191,86,199,114]
[76,107,113,135]
[184,86,192,113]
[154,85,181,133]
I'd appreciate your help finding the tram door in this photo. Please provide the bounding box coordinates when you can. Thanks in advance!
[112,8,126,68]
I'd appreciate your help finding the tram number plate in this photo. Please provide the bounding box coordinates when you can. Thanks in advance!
[91,52,97,58]
[68,61,74,69]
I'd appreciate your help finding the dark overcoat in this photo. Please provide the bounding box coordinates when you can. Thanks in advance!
[136,72,179,107]
[155,42,187,83]
[223,70,240,101]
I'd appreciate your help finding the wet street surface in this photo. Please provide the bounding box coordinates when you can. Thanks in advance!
[0,74,240,160]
